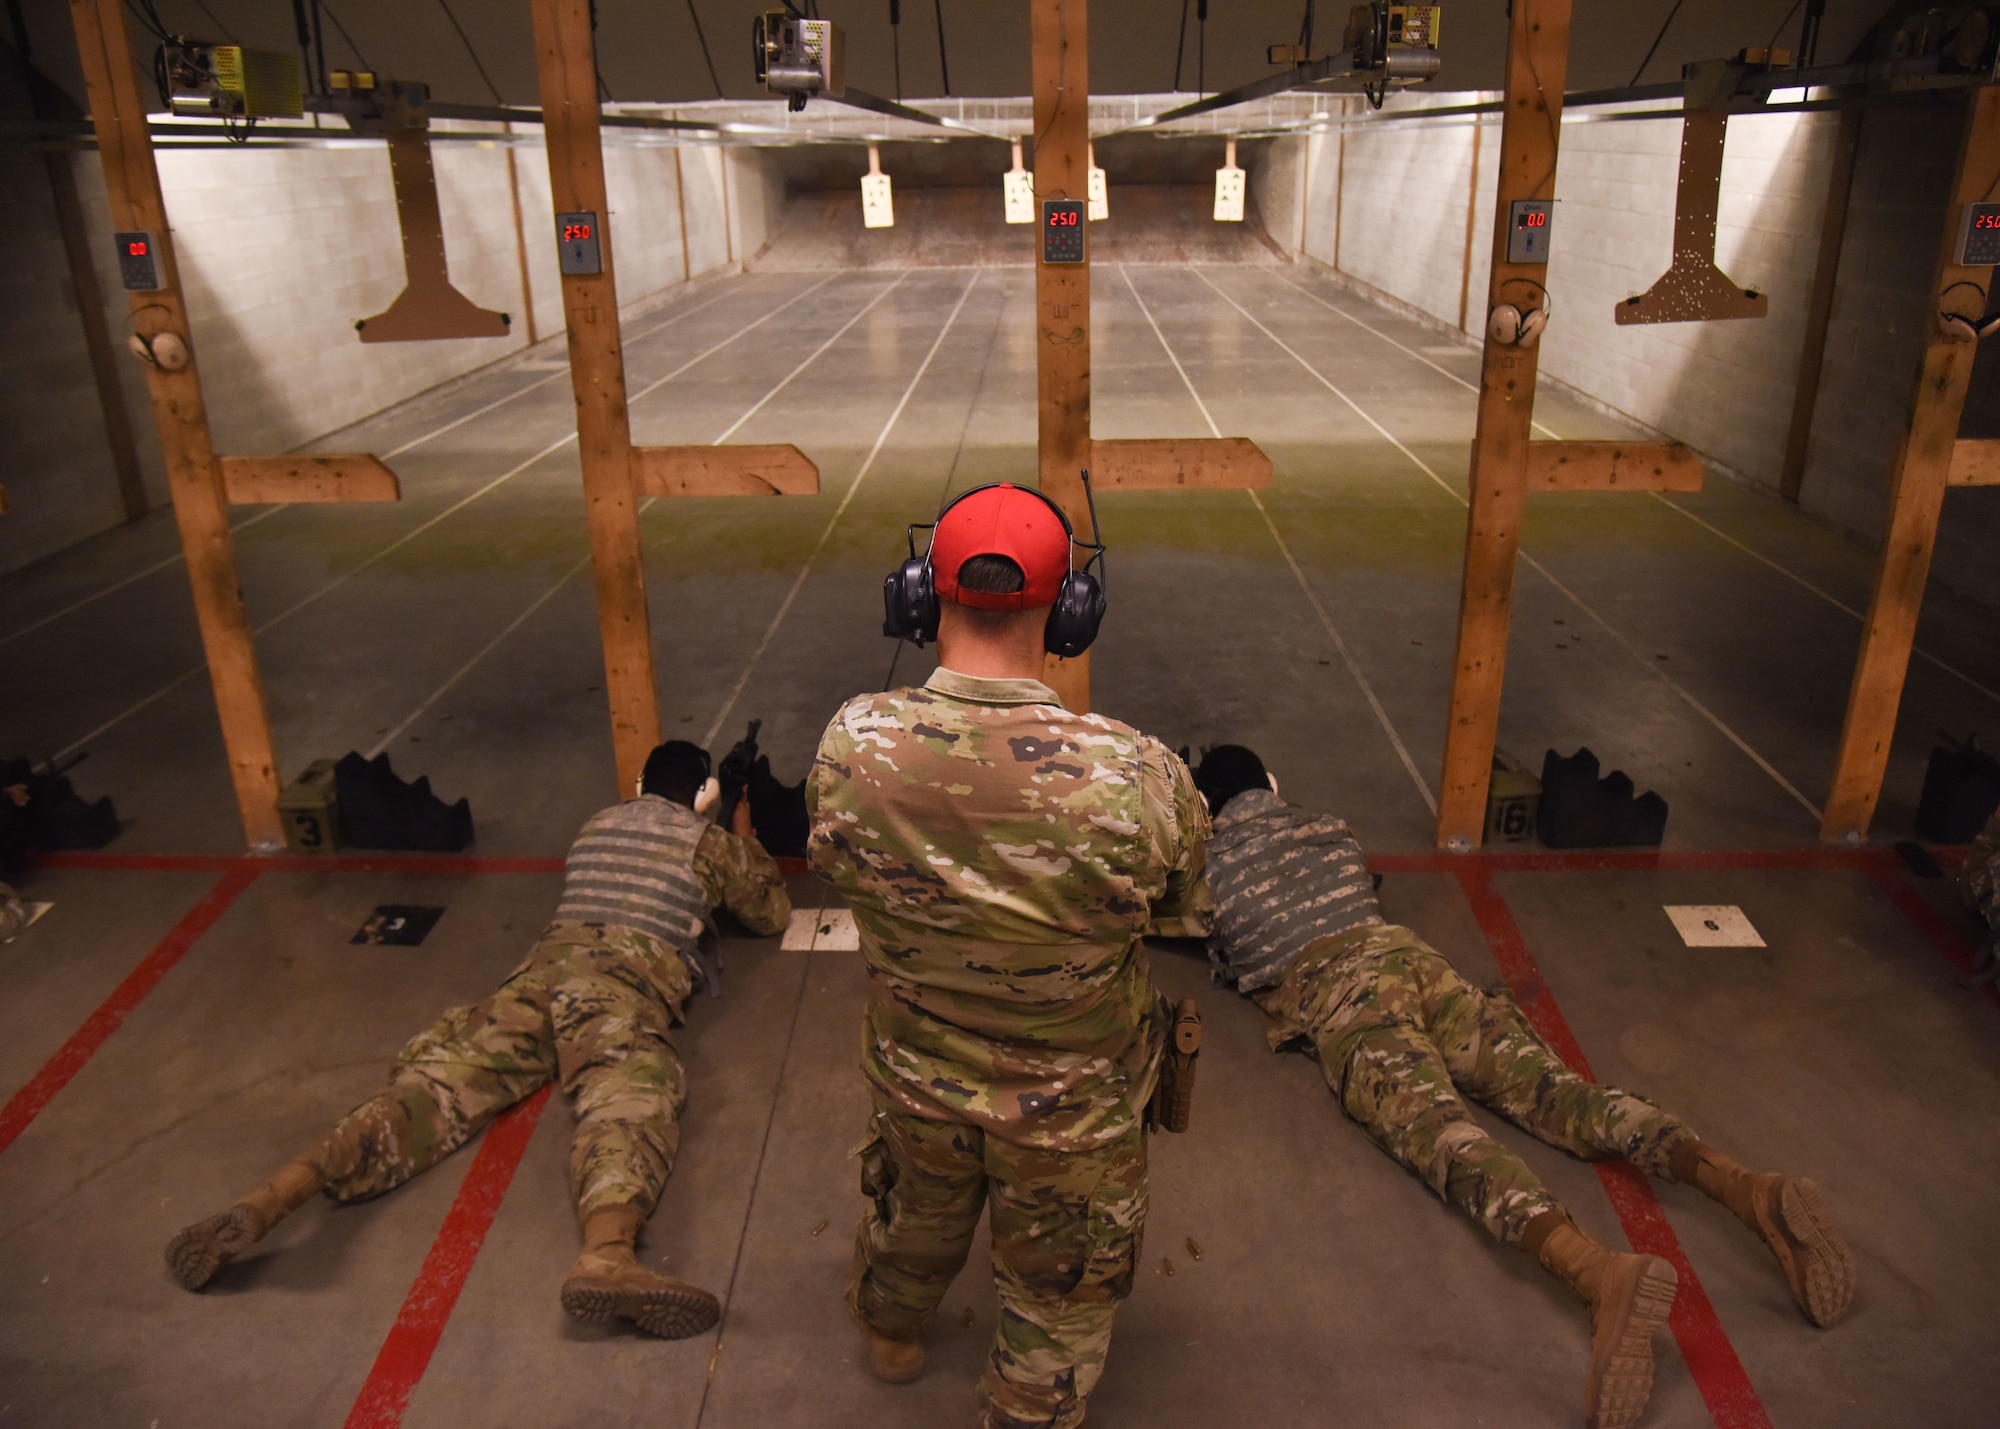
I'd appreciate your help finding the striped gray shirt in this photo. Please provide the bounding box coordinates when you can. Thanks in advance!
[1204,787,1382,991]
[552,796,711,955]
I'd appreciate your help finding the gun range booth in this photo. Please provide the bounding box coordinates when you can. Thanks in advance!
[5,2,2000,1425]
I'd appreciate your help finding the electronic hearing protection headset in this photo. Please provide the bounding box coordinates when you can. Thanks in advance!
[1939,281,2000,342]
[1487,279,1552,349]
[635,747,721,816]
[882,473,1109,659]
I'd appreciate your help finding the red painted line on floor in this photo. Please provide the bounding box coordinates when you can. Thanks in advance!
[37,850,567,875]
[1453,866,1775,1429]
[37,850,812,877]
[1863,863,2000,1009]
[0,865,258,1160]
[344,1085,555,1429]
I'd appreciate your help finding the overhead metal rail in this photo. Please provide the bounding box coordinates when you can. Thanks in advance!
[1128,50,1989,138]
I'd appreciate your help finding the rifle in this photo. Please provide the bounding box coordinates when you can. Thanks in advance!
[717,719,761,831]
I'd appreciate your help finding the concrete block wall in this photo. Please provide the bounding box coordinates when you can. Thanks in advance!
[0,152,163,575]
[1263,96,1999,611]
[3,134,785,579]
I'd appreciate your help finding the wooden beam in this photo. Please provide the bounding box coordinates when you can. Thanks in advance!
[1032,0,1093,713]
[1523,441,1703,492]
[1948,438,2000,486]
[1780,107,1861,503]
[1435,0,1574,851]
[220,455,402,504]
[1089,437,1272,490]
[531,0,661,795]
[631,445,820,497]
[1822,86,2000,843]
[67,0,284,849]
[504,123,540,347]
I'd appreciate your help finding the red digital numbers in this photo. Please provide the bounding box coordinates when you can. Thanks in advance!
[1518,211,1548,228]
[563,222,593,242]
[127,240,148,256]
[1048,210,1079,227]
[1977,213,2000,230]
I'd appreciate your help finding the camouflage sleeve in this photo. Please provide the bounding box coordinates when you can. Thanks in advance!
[1139,738,1211,928]
[1963,809,2000,934]
[694,826,792,937]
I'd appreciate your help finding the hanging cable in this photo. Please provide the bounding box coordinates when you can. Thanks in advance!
[1173,0,1189,90]
[890,0,902,101]
[1797,0,1826,66]
[683,0,722,98]
[188,0,236,42]
[122,0,171,42]
[1765,0,1804,49]
[436,0,504,104]
[1197,0,1207,98]
[312,0,327,94]
[934,0,950,95]
[318,0,373,73]
[1629,0,1686,87]
[289,0,316,93]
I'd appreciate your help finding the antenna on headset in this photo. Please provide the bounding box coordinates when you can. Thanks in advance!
[1078,468,1106,591]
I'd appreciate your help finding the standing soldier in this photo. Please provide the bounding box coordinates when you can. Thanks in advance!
[164,741,790,1338]
[810,483,1207,1429]
[1186,744,1854,1429]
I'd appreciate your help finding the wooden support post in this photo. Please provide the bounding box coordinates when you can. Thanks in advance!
[1522,440,1703,492]
[1457,119,1483,333]
[219,455,402,504]
[531,0,662,794]
[1821,86,2000,843]
[1089,437,1271,490]
[1435,0,1573,850]
[1780,106,1861,503]
[1948,438,2000,485]
[67,0,284,849]
[1032,0,1093,712]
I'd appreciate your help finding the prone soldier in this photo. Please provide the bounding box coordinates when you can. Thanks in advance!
[1960,806,2000,983]
[809,482,1208,1429]
[1186,744,1854,1429]
[164,740,790,1337]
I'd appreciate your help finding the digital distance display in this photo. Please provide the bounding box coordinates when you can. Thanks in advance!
[1041,198,1086,264]
[113,229,162,291]
[1506,200,1553,264]
[1958,203,2000,266]
[555,210,603,276]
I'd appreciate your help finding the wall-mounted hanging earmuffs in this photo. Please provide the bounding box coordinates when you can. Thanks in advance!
[1939,281,2000,342]
[882,472,1109,658]
[1487,278,1553,349]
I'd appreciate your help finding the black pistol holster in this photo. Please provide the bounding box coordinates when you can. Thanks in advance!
[1146,997,1203,1134]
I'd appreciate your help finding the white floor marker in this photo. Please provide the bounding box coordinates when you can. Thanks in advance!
[1664,905,1765,948]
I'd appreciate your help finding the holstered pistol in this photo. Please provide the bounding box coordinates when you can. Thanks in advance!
[1146,996,1203,1134]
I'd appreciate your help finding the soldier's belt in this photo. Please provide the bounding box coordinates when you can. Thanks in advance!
[1145,996,1202,1135]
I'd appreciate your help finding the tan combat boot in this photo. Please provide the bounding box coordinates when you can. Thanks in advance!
[164,1157,325,1291]
[1670,1139,1855,1327]
[863,1325,925,1384]
[560,1203,720,1339]
[1524,1211,1678,1429]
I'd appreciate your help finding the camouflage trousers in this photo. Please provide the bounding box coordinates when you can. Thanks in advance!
[313,924,692,1222]
[1961,813,2000,937]
[1255,924,1692,1245]
[850,1094,1147,1429]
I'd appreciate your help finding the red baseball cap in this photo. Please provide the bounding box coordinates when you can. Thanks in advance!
[930,484,1072,610]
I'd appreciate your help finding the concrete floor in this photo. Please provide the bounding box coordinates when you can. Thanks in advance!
[3,251,1998,1427]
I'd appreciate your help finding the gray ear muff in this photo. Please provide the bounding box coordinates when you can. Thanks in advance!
[1486,304,1522,345]
[694,776,721,816]
[1942,311,1981,342]
[1517,304,1549,348]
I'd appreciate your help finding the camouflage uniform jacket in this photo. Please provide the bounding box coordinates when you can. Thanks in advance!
[544,798,790,1016]
[808,667,1209,1152]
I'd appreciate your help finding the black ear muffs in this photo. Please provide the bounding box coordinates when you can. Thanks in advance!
[881,474,1108,657]
[882,555,940,644]
[1044,567,1107,659]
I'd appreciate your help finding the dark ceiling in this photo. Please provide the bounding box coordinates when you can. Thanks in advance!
[15,2,1894,122]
